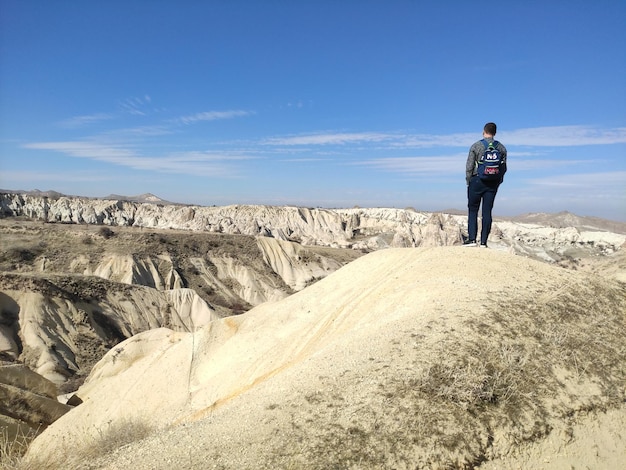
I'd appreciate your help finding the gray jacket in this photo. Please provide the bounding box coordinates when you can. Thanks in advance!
[465,138,507,185]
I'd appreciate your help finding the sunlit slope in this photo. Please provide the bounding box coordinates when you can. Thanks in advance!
[26,247,626,469]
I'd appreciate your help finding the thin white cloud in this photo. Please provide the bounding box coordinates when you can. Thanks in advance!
[279,157,330,163]
[500,126,626,146]
[24,141,136,162]
[356,153,612,178]
[508,158,596,171]
[263,126,626,149]
[527,171,626,188]
[167,150,256,163]
[388,133,475,148]
[119,96,152,116]
[357,155,463,175]
[0,170,114,184]
[508,151,543,157]
[102,124,174,137]
[176,110,254,125]
[58,113,114,128]
[22,141,255,177]
[264,132,396,146]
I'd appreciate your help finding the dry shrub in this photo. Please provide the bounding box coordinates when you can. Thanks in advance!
[97,227,115,239]
[0,425,39,470]
[90,419,154,456]
[14,419,154,470]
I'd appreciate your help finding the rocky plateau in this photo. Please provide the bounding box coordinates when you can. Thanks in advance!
[0,191,625,468]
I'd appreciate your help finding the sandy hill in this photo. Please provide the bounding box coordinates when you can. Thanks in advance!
[22,247,626,469]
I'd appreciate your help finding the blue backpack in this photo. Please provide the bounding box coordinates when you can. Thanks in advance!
[477,139,505,182]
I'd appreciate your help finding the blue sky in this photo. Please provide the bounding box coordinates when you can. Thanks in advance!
[1,1,625,221]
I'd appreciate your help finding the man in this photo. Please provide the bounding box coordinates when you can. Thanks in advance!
[464,122,507,247]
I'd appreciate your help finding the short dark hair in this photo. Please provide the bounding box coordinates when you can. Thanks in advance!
[484,122,497,135]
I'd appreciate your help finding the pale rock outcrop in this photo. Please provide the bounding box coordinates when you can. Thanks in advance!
[4,193,623,264]
[349,212,463,250]
[204,254,289,305]
[162,289,216,330]
[44,240,337,308]
[256,237,343,290]
[23,247,626,469]
[91,255,164,288]
[0,362,72,441]
[187,255,289,308]
[70,254,184,291]
[0,274,219,385]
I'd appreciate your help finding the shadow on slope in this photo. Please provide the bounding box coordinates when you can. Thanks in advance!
[21,247,626,469]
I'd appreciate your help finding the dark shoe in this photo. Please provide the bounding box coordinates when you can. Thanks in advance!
[463,239,477,247]
[479,244,488,248]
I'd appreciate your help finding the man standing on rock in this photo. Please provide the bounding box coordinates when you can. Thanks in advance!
[464,122,507,247]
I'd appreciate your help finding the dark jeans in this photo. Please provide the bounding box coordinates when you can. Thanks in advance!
[467,176,500,245]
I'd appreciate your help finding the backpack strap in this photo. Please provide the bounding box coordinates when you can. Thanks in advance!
[479,139,489,163]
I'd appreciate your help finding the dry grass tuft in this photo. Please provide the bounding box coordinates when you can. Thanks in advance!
[0,425,40,470]
[264,277,626,469]
[5,419,154,470]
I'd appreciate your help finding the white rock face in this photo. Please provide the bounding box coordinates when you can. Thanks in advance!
[0,277,219,384]
[2,194,623,262]
[256,237,344,290]
[202,253,290,305]
[0,363,72,438]
[67,248,307,307]
[85,254,179,289]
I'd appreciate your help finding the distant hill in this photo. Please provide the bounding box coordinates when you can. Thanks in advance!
[101,193,174,204]
[510,210,626,235]
[0,189,66,199]
[0,189,177,205]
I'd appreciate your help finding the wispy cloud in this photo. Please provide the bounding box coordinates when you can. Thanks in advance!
[500,126,626,146]
[509,158,596,171]
[167,150,256,163]
[119,95,153,116]
[263,126,626,149]
[57,113,114,128]
[527,171,626,188]
[24,141,136,162]
[355,153,607,177]
[175,110,254,125]
[101,124,174,137]
[388,133,476,148]
[264,132,395,146]
[22,141,255,177]
[279,157,330,163]
[0,170,115,184]
[356,155,463,175]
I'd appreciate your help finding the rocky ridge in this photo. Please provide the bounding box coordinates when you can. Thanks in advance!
[2,192,625,263]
